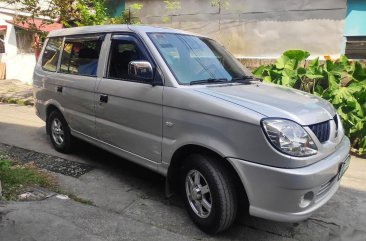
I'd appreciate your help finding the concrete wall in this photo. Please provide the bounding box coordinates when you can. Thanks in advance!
[4,53,35,84]
[127,0,347,58]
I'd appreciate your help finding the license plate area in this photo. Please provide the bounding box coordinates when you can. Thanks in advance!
[338,155,351,180]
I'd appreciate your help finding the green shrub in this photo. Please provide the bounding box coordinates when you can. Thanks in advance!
[252,50,366,155]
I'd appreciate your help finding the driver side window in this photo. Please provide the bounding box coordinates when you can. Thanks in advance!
[107,38,147,80]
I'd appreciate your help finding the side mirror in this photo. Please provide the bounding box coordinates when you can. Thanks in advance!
[128,61,154,81]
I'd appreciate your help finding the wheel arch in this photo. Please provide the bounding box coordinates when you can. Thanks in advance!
[167,144,249,212]
[45,103,63,135]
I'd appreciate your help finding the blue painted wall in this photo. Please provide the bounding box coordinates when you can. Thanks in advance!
[344,0,366,36]
[105,0,125,17]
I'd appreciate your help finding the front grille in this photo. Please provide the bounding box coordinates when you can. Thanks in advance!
[309,121,330,143]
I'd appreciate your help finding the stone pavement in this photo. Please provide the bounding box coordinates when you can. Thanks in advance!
[0,103,366,241]
[0,79,33,105]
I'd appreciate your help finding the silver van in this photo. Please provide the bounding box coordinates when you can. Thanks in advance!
[33,25,351,234]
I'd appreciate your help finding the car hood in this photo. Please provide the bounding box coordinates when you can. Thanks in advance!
[195,82,336,126]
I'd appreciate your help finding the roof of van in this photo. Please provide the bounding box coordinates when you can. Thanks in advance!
[47,25,195,38]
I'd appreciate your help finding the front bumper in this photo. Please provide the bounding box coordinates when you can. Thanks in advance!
[228,136,350,222]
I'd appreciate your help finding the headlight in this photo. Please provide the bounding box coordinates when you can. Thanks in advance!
[261,118,318,157]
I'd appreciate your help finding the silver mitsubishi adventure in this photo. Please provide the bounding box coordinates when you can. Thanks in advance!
[33,25,351,234]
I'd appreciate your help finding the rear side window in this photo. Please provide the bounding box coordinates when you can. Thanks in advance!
[42,37,63,72]
[60,36,102,77]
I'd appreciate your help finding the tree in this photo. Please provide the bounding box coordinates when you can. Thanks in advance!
[74,0,107,27]
[161,0,181,23]
[210,0,230,14]
[209,0,230,30]
[0,0,107,28]
[105,3,143,25]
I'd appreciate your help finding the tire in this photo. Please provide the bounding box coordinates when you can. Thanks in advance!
[47,110,73,153]
[180,153,237,234]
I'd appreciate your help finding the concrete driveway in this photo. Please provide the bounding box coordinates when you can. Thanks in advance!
[0,103,365,241]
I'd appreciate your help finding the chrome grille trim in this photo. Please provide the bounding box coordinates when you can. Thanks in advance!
[308,121,330,143]
[334,114,339,131]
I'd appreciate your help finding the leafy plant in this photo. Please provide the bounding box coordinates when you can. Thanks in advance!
[105,2,143,24]
[2,0,146,27]
[210,0,230,13]
[253,50,366,156]
[161,0,181,23]
[74,0,108,27]
[2,0,77,28]
[0,159,10,170]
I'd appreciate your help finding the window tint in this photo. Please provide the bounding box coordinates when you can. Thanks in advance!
[108,38,147,80]
[60,37,102,76]
[42,37,63,72]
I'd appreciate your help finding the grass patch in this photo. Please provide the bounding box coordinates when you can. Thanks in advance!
[0,153,56,200]
[0,151,93,205]
[0,160,93,204]
[0,97,34,106]
[0,97,17,104]
[16,99,26,105]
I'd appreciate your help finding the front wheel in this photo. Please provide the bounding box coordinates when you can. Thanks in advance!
[180,153,237,234]
[47,110,73,153]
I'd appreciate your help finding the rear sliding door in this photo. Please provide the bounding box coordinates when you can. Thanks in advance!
[57,34,104,138]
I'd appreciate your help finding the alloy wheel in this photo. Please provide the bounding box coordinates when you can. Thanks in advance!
[185,169,212,218]
[51,118,64,145]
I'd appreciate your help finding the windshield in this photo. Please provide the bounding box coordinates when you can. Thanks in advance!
[148,33,253,85]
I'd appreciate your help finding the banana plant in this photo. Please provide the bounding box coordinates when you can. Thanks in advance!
[253,51,366,155]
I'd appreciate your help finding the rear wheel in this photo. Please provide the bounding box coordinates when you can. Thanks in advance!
[180,153,237,234]
[47,110,73,153]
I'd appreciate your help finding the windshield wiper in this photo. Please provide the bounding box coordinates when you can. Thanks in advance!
[230,76,258,83]
[190,78,229,85]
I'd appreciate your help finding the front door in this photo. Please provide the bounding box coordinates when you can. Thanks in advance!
[95,34,163,163]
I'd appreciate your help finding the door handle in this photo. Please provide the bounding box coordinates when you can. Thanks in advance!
[100,94,108,103]
[56,86,63,93]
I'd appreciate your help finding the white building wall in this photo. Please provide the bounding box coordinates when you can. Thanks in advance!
[4,53,35,84]
[0,13,17,59]
[0,12,36,84]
